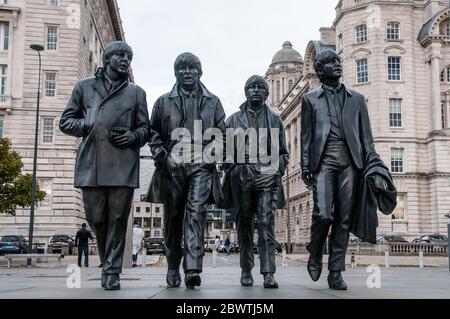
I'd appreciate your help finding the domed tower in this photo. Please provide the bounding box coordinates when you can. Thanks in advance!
[266,41,304,107]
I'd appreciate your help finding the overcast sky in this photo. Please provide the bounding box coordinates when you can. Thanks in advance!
[117,0,337,116]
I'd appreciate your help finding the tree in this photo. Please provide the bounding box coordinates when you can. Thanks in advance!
[0,138,46,215]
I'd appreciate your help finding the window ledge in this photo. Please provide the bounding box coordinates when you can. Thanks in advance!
[354,82,371,87]
[352,41,369,47]
[385,39,404,43]
[386,80,404,84]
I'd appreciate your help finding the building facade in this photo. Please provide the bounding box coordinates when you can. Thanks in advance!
[270,0,450,243]
[0,0,127,240]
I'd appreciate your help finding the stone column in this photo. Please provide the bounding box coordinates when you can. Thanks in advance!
[430,42,442,132]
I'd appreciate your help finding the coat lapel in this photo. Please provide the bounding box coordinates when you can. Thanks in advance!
[237,102,251,129]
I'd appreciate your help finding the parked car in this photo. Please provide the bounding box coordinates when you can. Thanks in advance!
[48,235,75,255]
[349,234,363,244]
[204,239,216,253]
[0,236,28,255]
[253,239,282,255]
[145,237,165,255]
[376,235,408,243]
[411,234,448,244]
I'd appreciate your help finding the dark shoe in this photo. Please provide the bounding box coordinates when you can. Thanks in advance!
[307,254,323,282]
[263,273,279,289]
[240,271,254,287]
[327,271,347,291]
[166,269,181,288]
[185,272,201,290]
[132,264,137,268]
[101,271,107,288]
[104,274,121,291]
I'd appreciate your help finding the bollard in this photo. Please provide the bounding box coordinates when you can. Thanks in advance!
[385,250,390,268]
[212,249,217,268]
[141,247,147,268]
[282,245,287,268]
[351,250,356,268]
[419,250,424,269]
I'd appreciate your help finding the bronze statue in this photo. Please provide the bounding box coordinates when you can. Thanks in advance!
[60,41,150,290]
[146,52,226,289]
[301,49,396,290]
[222,75,289,288]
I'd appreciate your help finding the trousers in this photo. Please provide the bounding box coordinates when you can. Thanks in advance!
[307,141,360,271]
[231,165,279,274]
[82,187,134,275]
[164,164,213,273]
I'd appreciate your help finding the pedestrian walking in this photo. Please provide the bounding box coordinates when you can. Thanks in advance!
[75,223,94,268]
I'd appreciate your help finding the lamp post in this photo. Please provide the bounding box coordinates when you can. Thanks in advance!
[28,44,44,266]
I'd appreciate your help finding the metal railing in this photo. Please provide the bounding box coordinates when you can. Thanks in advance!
[292,242,448,257]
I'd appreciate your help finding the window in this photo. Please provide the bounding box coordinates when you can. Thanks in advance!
[442,102,449,129]
[154,230,161,237]
[391,148,405,173]
[46,26,58,51]
[38,179,53,209]
[356,58,368,84]
[146,207,150,213]
[338,34,343,51]
[389,98,402,128]
[153,217,162,228]
[155,207,160,213]
[0,22,8,50]
[41,117,54,144]
[0,65,6,98]
[135,207,141,213]
[355,24,367,43]
[133,218,142,227]
[0,0,7,3]
[392,194,406,220]
[388,57,401,81]
[143,218,151,228]
[0,114,4,138]
[276,81,281,101]
[48,0,59,6]
[45,72,56,97]
[387,22,400,40]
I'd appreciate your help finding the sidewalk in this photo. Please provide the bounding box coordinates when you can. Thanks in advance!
[0,253,449,299]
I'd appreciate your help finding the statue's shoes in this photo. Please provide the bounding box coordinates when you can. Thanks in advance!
[185,272,201,290]
[307,255,323,282]
[327,271,348,291]
[101,271,107,288]
[166,269,181,288]
[240,271,254,287]
[263,273,279,289]
[104,274,121,291]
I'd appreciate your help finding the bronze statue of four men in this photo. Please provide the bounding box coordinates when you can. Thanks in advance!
[61,41,395,291]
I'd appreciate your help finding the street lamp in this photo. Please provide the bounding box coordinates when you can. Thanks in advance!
[28,44,44,266]
[445,212,450,272]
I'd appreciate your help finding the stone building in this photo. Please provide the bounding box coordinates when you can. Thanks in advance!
[270,0,450,244]
[0,0,127,241]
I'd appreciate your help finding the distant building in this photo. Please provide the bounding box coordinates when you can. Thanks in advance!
[0,0,127,240]
[269,0,450,243]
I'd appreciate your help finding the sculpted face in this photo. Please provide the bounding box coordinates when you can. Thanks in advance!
[320,52,342,81]
[107,49,132,75]
[245,76,269,107]
[176,60,201,91]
